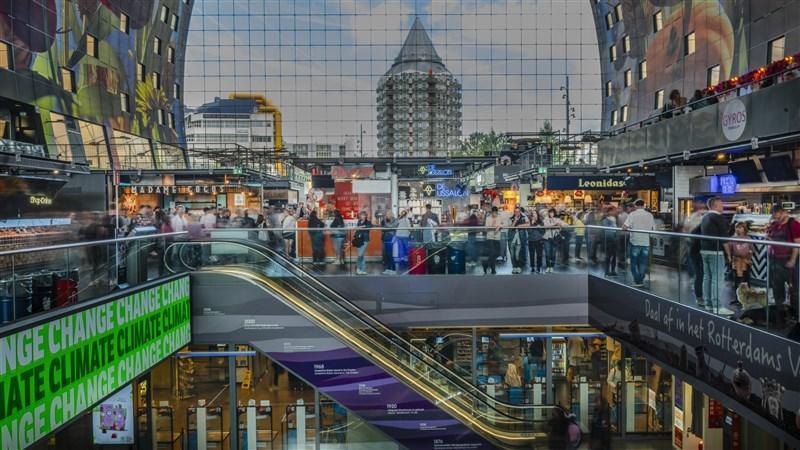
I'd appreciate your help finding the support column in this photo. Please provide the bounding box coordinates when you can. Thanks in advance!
[228,344,238,450]
[315,390,321,450]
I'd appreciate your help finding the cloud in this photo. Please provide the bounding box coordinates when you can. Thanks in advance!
[184,0,601,153]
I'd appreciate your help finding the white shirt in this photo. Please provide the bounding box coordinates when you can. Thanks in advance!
[200,213,216,229]
[171,214,188,232]
[282,214,297,230]
[624,208,655,246]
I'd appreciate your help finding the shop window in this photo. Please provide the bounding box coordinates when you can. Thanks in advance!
[168,46,175,64]
[622,35,631,53]
[0,41,12,70]
[174,82,181,99]
[120,92,130,113]
[638,60,647,79]
[137,63,146,82]
[152,71,161,90]
[61,67,76,93]
[169,112,176,129]
[611,110,618,126]
[120,13,130,34]
[624,69,632,87]
[653,10,663,32]
[154,36,162,55]
[170,13,179,31]
[654,89,664,109]
[707,65,720,87]
[614,4,623,22]
[684,32,695,56]
[160,5,170,23]
[605,81,612,97]
[605,13,614,29]
[768,36,785,63]
[621,105,629,122]
[158,109,166,125]
[86,34,99,58]
[609,44,617,62]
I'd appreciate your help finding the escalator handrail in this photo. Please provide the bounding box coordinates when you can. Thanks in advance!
[167,239,550,420]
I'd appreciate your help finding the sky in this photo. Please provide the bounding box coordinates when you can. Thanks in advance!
[183,0,601,154]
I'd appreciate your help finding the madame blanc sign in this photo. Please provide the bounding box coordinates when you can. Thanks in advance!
[0,276,191,450]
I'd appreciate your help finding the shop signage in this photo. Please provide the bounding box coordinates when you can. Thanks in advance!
[0,277,191,449]
[422,183,468,198]
[417,164,453,177]
[547,175,658,191]
[330,166,374,179]
[718,174,737,195]
[127,185,228,194]
[28,195,53,206]
[721,98,747,141]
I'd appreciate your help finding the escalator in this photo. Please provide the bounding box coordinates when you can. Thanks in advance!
[167,240,552,449]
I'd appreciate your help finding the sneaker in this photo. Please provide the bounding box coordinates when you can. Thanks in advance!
[696,299,706,308]
[356,270,368,275]
[632,283,644,288]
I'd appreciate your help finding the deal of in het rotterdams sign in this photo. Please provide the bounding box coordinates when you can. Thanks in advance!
[0,277,191,450]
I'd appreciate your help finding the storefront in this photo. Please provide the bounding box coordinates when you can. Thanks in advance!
[120,173,264,217]
[533,175,660,210]
[397,180,473,223]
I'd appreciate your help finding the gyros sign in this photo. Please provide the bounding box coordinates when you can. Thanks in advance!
[721,98,747,141]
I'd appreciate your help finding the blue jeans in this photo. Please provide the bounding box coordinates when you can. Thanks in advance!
[629,245,649,284]
[543,239,556,268]
[332,236,345,263]
[701,250,726,307]
[357,244,367,272]
[383,241,395,271]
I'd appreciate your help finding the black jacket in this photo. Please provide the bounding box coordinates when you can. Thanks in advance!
[699,212,728,251]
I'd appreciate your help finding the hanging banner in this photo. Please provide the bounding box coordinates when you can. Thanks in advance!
[0,277,191,449]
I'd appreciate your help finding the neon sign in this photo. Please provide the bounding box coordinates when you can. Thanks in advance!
[435,183,468,198]
[418,164,454,177]
[718,174,737,195]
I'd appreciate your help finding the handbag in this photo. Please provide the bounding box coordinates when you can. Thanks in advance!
[351,236,365,248]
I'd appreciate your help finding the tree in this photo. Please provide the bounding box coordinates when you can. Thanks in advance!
[459,130,510,156]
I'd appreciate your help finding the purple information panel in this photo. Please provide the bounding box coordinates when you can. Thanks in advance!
[270,347,495,450]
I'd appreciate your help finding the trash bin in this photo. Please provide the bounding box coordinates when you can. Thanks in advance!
[408,245,427,275]
[447,243,466,274]
[426,243,448,274]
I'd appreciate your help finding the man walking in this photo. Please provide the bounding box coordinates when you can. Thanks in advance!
[622,199,655,287]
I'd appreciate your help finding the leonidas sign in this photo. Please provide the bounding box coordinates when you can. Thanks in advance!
[546,176,657,191]
[0,277,191,449]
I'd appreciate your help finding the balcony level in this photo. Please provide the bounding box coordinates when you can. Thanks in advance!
[599,77,800,170]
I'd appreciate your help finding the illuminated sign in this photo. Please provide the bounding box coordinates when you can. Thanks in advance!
[418,164,454,177]
[0,277,191,449]
[28,196,53,206]
[718,174,737,195]
[127,185,227,194]
[422,183,469,198]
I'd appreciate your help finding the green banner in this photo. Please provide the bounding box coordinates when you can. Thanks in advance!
[0,276,191,449]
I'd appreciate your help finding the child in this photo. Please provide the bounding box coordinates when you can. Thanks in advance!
[730,222,753,307]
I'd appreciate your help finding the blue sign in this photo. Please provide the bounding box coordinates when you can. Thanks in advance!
[718,174,737,195]
[418,164,454,177]
[435,183,468,198]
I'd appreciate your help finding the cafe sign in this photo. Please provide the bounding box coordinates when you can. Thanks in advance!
[126,185,228,195]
